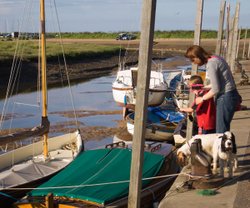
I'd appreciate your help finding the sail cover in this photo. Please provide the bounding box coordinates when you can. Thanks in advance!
[30,148,165,205]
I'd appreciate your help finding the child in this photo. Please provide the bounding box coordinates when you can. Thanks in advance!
[179,75,216,134]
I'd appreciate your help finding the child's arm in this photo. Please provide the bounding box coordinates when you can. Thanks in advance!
[179,107,194,113]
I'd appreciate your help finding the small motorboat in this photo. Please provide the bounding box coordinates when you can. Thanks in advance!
[112,67,168,109]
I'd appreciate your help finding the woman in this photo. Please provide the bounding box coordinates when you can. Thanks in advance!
[185,45,240,133]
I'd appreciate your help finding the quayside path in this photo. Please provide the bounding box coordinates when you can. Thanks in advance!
[159,60,250,208]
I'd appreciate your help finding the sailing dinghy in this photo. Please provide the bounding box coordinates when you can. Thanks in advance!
[14,139,179,207]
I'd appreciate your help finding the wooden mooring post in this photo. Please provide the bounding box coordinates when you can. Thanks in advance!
[230,2,240,73]
[215,0,226,56]
[248,39,250,59]
[242,28,248,59]
[45,193,54,208]
[128,0,156,207]
[186,0,203,141]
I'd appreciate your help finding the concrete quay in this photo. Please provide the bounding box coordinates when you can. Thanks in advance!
[159,66,250,208]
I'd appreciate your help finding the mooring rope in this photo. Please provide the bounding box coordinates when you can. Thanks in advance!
[2,172,205,191]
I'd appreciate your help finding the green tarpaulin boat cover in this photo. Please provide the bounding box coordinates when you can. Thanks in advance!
[30,148,165,205]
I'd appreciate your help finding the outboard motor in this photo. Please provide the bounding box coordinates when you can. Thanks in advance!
[190,139,212,177]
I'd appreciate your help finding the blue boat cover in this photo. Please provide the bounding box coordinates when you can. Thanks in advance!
[30,148,165,205]
[148,107,185,123]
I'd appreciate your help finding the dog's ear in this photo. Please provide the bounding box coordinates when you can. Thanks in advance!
[231,133,237,154]
[220,135,226,152]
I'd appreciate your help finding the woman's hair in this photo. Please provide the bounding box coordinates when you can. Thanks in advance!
[185,45,211,65]
[189,75,203,85]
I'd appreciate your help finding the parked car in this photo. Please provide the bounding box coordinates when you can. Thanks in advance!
[116,33,136,40]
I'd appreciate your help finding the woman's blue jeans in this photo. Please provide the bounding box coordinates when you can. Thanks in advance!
[216,89,239,133]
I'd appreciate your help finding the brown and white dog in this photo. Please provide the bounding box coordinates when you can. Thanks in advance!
[177,131,238,178]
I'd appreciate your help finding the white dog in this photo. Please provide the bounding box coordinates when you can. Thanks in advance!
[177,131,238,178]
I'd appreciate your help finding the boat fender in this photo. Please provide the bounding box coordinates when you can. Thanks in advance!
[151,144,162,152]
[124,95,127,106]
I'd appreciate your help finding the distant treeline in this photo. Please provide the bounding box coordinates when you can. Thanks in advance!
[57,30,217,39]
[55,29,250,39]
[2,29,249,40]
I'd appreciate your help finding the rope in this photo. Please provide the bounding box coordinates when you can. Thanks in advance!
[2,172,205,191]
[0,191,18,201]
[0,0,37,130]
[48,0,79,129]
[162,169,250,199]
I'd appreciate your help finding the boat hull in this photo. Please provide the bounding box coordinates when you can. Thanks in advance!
[126,108,185,142]
[126,120,176,141]
[112,68,167,109]
[112,86,167,109]
[14,141,179,208]
[0,130,82,206]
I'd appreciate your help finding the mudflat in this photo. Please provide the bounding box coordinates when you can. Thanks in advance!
[0,38,227,93]
[1,38,250,145]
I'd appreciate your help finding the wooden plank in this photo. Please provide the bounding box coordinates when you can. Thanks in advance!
[186,0,204,141]
[128,0,156,207]
[216,0,226,56]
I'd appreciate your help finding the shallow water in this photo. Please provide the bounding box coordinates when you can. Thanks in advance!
[0,56,189,150]
[0,74,122,149]
[1,75,118,125]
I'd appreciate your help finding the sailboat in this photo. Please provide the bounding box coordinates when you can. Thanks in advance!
[14,137,179,207]
[0,0,82,206]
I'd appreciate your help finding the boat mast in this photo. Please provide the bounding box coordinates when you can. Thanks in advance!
[40,0,49,158]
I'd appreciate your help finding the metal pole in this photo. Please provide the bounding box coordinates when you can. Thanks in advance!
[128,0,156,207]
[186,0,204,141]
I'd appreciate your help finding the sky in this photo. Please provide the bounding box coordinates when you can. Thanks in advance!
[0,0,249,33]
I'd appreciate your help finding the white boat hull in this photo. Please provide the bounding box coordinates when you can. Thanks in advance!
[112,68,167,108]
[0,130,82,200]
[126,121,175,141]
[112,86,167,108]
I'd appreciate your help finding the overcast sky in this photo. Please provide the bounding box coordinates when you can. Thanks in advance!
[0,0,249,33]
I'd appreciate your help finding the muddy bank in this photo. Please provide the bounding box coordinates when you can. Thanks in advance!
[1,38,219,95]
[0,109,131,149]
[0,55,123,95]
